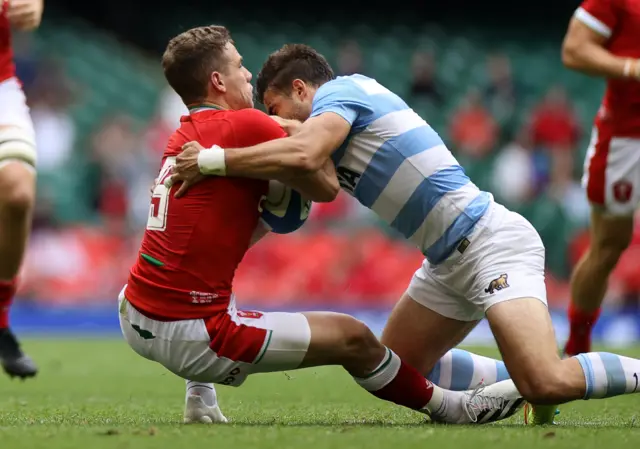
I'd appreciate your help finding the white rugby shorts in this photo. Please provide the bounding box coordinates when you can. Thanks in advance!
[118,287,311,386]
[407,202,548,322]
[0,77,34,136]
[582,125,640,216]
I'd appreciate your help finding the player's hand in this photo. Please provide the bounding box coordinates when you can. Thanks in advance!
[270,116,302,136]
[164,142,207,198]
[8,0,44,31]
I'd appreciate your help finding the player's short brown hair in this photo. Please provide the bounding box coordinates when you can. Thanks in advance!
[162,25,233,105]
[256,44,335,104]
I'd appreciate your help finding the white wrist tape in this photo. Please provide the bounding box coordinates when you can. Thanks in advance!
[197,145,227,176]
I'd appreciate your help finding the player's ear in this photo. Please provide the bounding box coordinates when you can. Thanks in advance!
[292,79,306,99]
[210,71,226,93]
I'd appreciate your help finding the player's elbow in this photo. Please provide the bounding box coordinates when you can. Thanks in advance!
[561,42,581,70]
[312,181,340,203]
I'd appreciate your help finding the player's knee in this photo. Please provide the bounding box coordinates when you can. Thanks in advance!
[335,314,380,362]
[0,163,35,217]
[514,367,568,405]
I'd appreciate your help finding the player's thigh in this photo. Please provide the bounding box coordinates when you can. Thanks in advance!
[381,265,479,375]
[583,127,640,218]
[0,78,37,172]
[485,298,584,401]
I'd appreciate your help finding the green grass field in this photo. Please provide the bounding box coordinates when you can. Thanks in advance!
[1,340,640,448]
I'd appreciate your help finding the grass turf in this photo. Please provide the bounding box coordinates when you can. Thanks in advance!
[1,340,640,448]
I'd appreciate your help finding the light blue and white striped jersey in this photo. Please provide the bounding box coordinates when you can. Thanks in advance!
[311,74,492,265]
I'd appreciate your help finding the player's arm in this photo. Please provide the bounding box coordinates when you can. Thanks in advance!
[284,158,339,203]
[196,80,365,179]
[169,110,342,202]
[219,112,351,179]
[562,3,640,79]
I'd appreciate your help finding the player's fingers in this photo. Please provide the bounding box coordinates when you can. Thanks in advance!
[7,5,32,18]
[174,180,190,198]
[163,174,176,189]
[181,142,197,152]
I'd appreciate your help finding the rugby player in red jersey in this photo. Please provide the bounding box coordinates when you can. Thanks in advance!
[119,25,521,425]
[0,0,43,379]
[562,0,640,356]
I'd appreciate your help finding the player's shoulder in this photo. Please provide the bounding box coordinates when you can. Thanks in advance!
[228,108,286,145]
[316,75,369,98]
[227,108,274,126]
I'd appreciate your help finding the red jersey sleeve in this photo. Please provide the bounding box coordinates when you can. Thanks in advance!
[230,109,287,147]
[576,0,621,38]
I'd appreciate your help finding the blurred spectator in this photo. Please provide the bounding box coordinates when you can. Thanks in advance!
[88,114,152,232]
[547,150,590,226]
[492,130,535,206]
[29,60,76,172]
[449,88,498,159]
[144,86,187,158]
[528,85,581,152]
[409,50,442,104]
[12,32,39,92]
[483,53,519,128]
[336,40,364,76]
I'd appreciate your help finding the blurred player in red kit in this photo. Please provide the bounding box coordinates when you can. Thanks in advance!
[118,25,519,425]
[0,0,43,378]
[562,0,640,355]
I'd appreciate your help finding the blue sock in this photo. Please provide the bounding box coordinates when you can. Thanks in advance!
[427,348,510,390]
[575,352,640,399]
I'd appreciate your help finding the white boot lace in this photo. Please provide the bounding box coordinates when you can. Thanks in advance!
[463,382,506,423]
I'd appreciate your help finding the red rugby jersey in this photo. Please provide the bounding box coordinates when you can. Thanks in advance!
[576,0,640,137]
[126,107,286,320]
[0,1,15,83]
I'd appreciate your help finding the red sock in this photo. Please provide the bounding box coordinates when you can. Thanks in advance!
[0,278,17,329]
[355,349,434,411]
[564,302,601,356]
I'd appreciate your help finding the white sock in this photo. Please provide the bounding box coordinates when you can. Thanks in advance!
[575,352,640,399]
[427,349,510,390]
[185,380,218,407]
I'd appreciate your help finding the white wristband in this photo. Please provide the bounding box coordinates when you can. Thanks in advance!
[197,145,227,176]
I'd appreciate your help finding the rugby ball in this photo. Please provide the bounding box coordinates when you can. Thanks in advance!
[260,180,311,234]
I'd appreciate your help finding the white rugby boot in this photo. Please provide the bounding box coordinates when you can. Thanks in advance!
[427,380,525,424]
[183,394,229,424]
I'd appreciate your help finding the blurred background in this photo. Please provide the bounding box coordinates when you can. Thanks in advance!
[10,0,640,345]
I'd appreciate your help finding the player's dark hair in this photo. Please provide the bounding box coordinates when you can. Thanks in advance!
[162,25,234,105]
[256,44,335,104]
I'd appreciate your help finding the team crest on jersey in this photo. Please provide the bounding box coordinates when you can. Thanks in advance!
[237,311,263,319]
[485,274,509,295]
[613,180,633,203]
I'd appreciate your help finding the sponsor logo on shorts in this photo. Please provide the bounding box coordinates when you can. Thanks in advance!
[484,274,509,294]
[237,311,263,319]
[613,180,633,203]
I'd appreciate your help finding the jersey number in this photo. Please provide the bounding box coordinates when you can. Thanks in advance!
[146,157,176,231]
